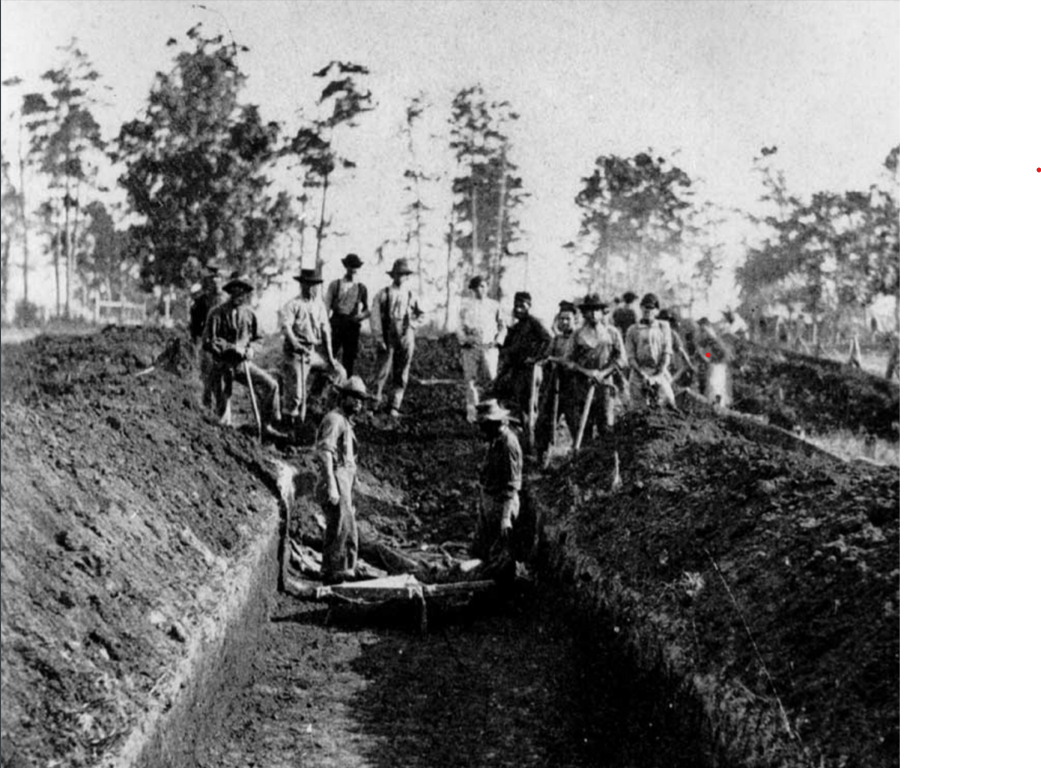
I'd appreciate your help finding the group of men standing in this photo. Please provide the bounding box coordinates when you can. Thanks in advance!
[188,252,425,441]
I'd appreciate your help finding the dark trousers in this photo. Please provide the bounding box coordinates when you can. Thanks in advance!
[330,315,363,377]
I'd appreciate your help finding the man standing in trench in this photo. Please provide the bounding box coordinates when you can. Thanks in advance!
[315,374,374,584]
[280,267,340,432]
[370,258,424,418]
[564,293,628,443]
[472,399,523,579]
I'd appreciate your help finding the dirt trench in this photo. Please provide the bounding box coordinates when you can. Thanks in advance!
[1,329,897,768]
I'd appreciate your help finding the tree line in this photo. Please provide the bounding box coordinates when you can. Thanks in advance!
[1,26,898,344]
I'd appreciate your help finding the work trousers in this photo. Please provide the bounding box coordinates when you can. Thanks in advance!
[571,377,617,444]
[282,347,333,424]
[320,465,358,580]
[373,331,415,413]
[206,360,282,426]
[472,491,520,563]
[193,340,214,407]
[534,365,579,456]
[629,369,677,410]
[330,315,363,377]
[703,362,731,408]
[460,344,499,420]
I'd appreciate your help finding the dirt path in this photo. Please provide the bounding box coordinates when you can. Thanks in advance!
[196,589,699,768]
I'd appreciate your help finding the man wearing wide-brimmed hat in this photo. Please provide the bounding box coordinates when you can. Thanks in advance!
[456,275,507,422]
[325,253,370,378]
[370,258,424,418]
[471,399,523,572]
[624,292,676,409]
[314,373,374,583]
[563,293,628,440]
[202,272,284,435]
[279,266,340,430]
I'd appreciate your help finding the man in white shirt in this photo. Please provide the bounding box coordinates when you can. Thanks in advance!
[280,267,339,430]
[370,258,424,418]
[456,275,506,422]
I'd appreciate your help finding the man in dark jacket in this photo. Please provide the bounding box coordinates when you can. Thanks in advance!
[189,260,223,406]
[494,291,551,447]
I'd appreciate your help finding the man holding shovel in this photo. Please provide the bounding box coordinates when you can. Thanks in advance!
[563,294,628,448]
[280,267,342,432]
[315,374,374,584]
[202,272,285,437]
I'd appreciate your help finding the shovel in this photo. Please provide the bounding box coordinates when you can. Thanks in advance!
[242,359,264,442]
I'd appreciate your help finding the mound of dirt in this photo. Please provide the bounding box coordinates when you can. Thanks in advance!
[538,405,899,767]
[1,328,279,766]
[728,338,900,440]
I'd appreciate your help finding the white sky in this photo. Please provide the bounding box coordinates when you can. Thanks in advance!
[1,0,899,326]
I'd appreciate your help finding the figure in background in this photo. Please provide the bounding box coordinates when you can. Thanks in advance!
[370,258,424,418]
[494,291,551,447]
[457,275,506,422]
[189,260,224,407]
[325,252,370,378]
[693,317,733,408]
[625,293,676,409]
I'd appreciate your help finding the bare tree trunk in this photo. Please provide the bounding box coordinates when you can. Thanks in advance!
[494,143,508,300]
[69,175,84,316]
[63,174,72,317]
[315,174,329,271]
[16,127,31,308]
[470,156,479,283]
[443,214,455,331]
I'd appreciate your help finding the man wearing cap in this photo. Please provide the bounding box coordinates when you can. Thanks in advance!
[564,293,628,440]
[370,258,424,417]
[472,399,523,573]
[202,272,284,434]
[494,291,551,446]
[457,275,507,422]
[625,293,676,409]
[533,300,580,464]
[611,290,640,338]
[280,267,339,430]
[325,253,370,378]
[315,374,374,583]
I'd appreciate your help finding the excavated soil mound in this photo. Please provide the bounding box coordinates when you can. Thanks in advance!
[538,406,898,767]
[1,327,279,767]
[728,338,899,440]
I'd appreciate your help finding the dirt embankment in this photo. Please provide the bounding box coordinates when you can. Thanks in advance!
[1,328,280,767]
[2,329,898,768]
[727,338,900,440]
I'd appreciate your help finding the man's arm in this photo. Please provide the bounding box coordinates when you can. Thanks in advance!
[280,301,307,353]
[315,414,342,504]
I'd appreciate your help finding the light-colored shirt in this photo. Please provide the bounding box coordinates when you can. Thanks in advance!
[457,295,506,347]
[325,279,368,318]
[565,322,628,372]
[480,427,523,500]
[371,284,422,343]
[315,411,358,470]
[625,320,673,372]
[280,296,331,349]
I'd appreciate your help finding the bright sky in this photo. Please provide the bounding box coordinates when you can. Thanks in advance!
[1,0,898,327]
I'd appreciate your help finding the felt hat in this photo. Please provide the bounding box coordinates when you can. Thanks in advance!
[558,300,577,313]
[331,374,375,401]
[222,272,253,294]
[577,293,608,310]
[640,292,660,309]
[387,258,413,276]
[342,253,363,269]
[294,267,324,284]
[622,291,639,304]
[468,275,486,291]
[475,399,511,423]
[514,291,533,305]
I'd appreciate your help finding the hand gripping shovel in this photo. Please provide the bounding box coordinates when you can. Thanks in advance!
[242,360,264,443]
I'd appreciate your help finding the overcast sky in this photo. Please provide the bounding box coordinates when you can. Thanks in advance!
[1,0,899,325]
